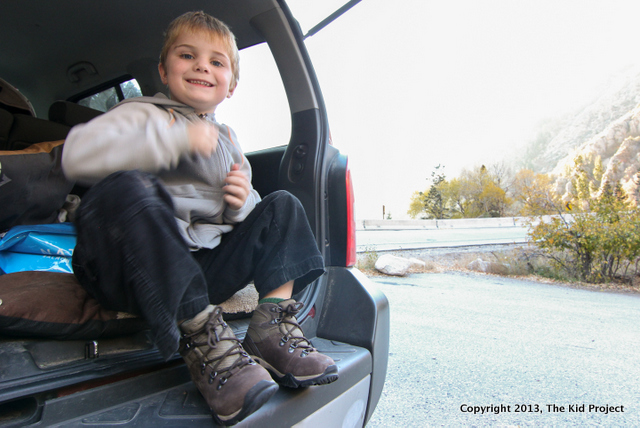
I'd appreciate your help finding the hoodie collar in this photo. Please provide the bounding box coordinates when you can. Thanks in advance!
[115,92,204,119]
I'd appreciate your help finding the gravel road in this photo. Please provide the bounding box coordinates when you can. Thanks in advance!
[365,271,640,427]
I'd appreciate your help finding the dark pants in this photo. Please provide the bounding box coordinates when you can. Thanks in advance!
[72,171,325,359]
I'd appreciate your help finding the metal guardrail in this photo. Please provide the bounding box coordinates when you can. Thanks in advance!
[356,216,557,230]
[354,215,575,252]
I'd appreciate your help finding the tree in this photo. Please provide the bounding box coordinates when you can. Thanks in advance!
[563,154,604,212]
[408,164,514,219]
[422,165,448,219]
[511,169,559,216]
[456,165,511,217]
[479,181,510,217]
[408,165,452,219]
[528,165,640,283]
[445,177,469,218]
[408,191,427,219]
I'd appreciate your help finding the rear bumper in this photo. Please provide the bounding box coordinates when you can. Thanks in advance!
[0,267,389,427]
[318,267,390,424]
[29,339,371,427]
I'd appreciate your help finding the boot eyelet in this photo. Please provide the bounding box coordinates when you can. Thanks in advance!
[200,363,206,374]
[220,377,228,385]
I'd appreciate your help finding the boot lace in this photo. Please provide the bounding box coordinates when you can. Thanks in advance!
[274,302,316,357]
[182,306,254,388]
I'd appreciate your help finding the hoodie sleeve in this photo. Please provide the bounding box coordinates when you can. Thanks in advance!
[221,125,261,224]
[62,102,191,185]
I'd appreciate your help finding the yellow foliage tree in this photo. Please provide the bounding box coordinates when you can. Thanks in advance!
[511,169,559,216]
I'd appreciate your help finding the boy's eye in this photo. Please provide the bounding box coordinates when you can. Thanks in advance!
[180,53,194,60]
[211,60,224,67]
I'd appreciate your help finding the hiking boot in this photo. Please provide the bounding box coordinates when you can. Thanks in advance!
[243,299,339,388]
[179,305,278,426]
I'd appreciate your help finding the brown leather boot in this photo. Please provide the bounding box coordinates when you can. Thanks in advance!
[243,299,339,388]
[179,305,278,426]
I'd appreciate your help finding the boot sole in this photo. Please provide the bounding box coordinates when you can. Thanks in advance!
[255,360,339,389]
[212,379,279,426]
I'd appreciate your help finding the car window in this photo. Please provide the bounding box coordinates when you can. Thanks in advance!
[214,43,291,153]
[77,78,143,112]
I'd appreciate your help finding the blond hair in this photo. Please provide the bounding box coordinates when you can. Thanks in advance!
[160,11,240,91]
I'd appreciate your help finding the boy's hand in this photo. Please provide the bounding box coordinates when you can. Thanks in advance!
[187,122,219,157]
[224,164,251,210]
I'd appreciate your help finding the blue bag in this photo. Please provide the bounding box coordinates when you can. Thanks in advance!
[0,223,76,275]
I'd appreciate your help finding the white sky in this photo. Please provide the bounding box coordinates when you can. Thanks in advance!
[217,0,640,220]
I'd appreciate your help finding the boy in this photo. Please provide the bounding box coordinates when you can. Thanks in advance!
[62,11,337,426]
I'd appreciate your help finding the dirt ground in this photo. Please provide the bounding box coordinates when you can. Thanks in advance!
[357,243,640,294]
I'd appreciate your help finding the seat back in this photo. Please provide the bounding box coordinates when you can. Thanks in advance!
[49,101,102,127]
[4,114,70,151]
[0,79,72,151]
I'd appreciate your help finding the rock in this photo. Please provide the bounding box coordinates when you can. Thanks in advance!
[218,284,258,314]
[467,258,509,275]
[467,258,489,272]
[375,254,412,276]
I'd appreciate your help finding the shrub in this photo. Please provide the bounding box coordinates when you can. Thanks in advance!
[356,245,379,271]
[528,183,640,283]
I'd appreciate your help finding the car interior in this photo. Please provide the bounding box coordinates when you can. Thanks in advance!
[0,1,388,426]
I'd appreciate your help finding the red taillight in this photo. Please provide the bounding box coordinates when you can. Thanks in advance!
[345,161,356,267]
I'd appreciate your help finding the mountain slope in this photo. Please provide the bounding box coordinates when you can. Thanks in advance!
[523,65,640,174]
[520,66,640,206]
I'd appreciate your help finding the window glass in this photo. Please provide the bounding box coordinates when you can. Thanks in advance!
[78,87,118,112]
[121,79,143,99]
[214,43,291,153]
[77,78,142,112]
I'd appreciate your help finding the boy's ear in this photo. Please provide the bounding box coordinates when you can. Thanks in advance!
[227,81,237,98]
[158,63,168,85]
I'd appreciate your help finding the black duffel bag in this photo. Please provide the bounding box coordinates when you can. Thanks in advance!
[0,140,74,232]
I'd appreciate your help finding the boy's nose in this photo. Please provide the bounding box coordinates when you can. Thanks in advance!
[194,62,210,73]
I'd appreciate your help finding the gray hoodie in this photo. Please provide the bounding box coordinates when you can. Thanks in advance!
[62,93,260,250]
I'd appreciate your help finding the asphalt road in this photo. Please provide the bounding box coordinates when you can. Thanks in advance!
[365,272,640,427]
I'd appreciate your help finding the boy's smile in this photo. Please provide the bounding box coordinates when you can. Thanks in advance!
[159,31,235,114]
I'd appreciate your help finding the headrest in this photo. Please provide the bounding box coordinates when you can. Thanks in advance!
[0,78,35,116]
[49,101,102,127]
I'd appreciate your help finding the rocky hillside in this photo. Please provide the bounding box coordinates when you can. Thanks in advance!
[552,108,640,205]
[521,65,640,205]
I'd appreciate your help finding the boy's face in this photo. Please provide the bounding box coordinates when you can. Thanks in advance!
[158,31,235,114]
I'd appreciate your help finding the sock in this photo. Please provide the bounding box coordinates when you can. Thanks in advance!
[259,297,286,305]
[179,305,215,330]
